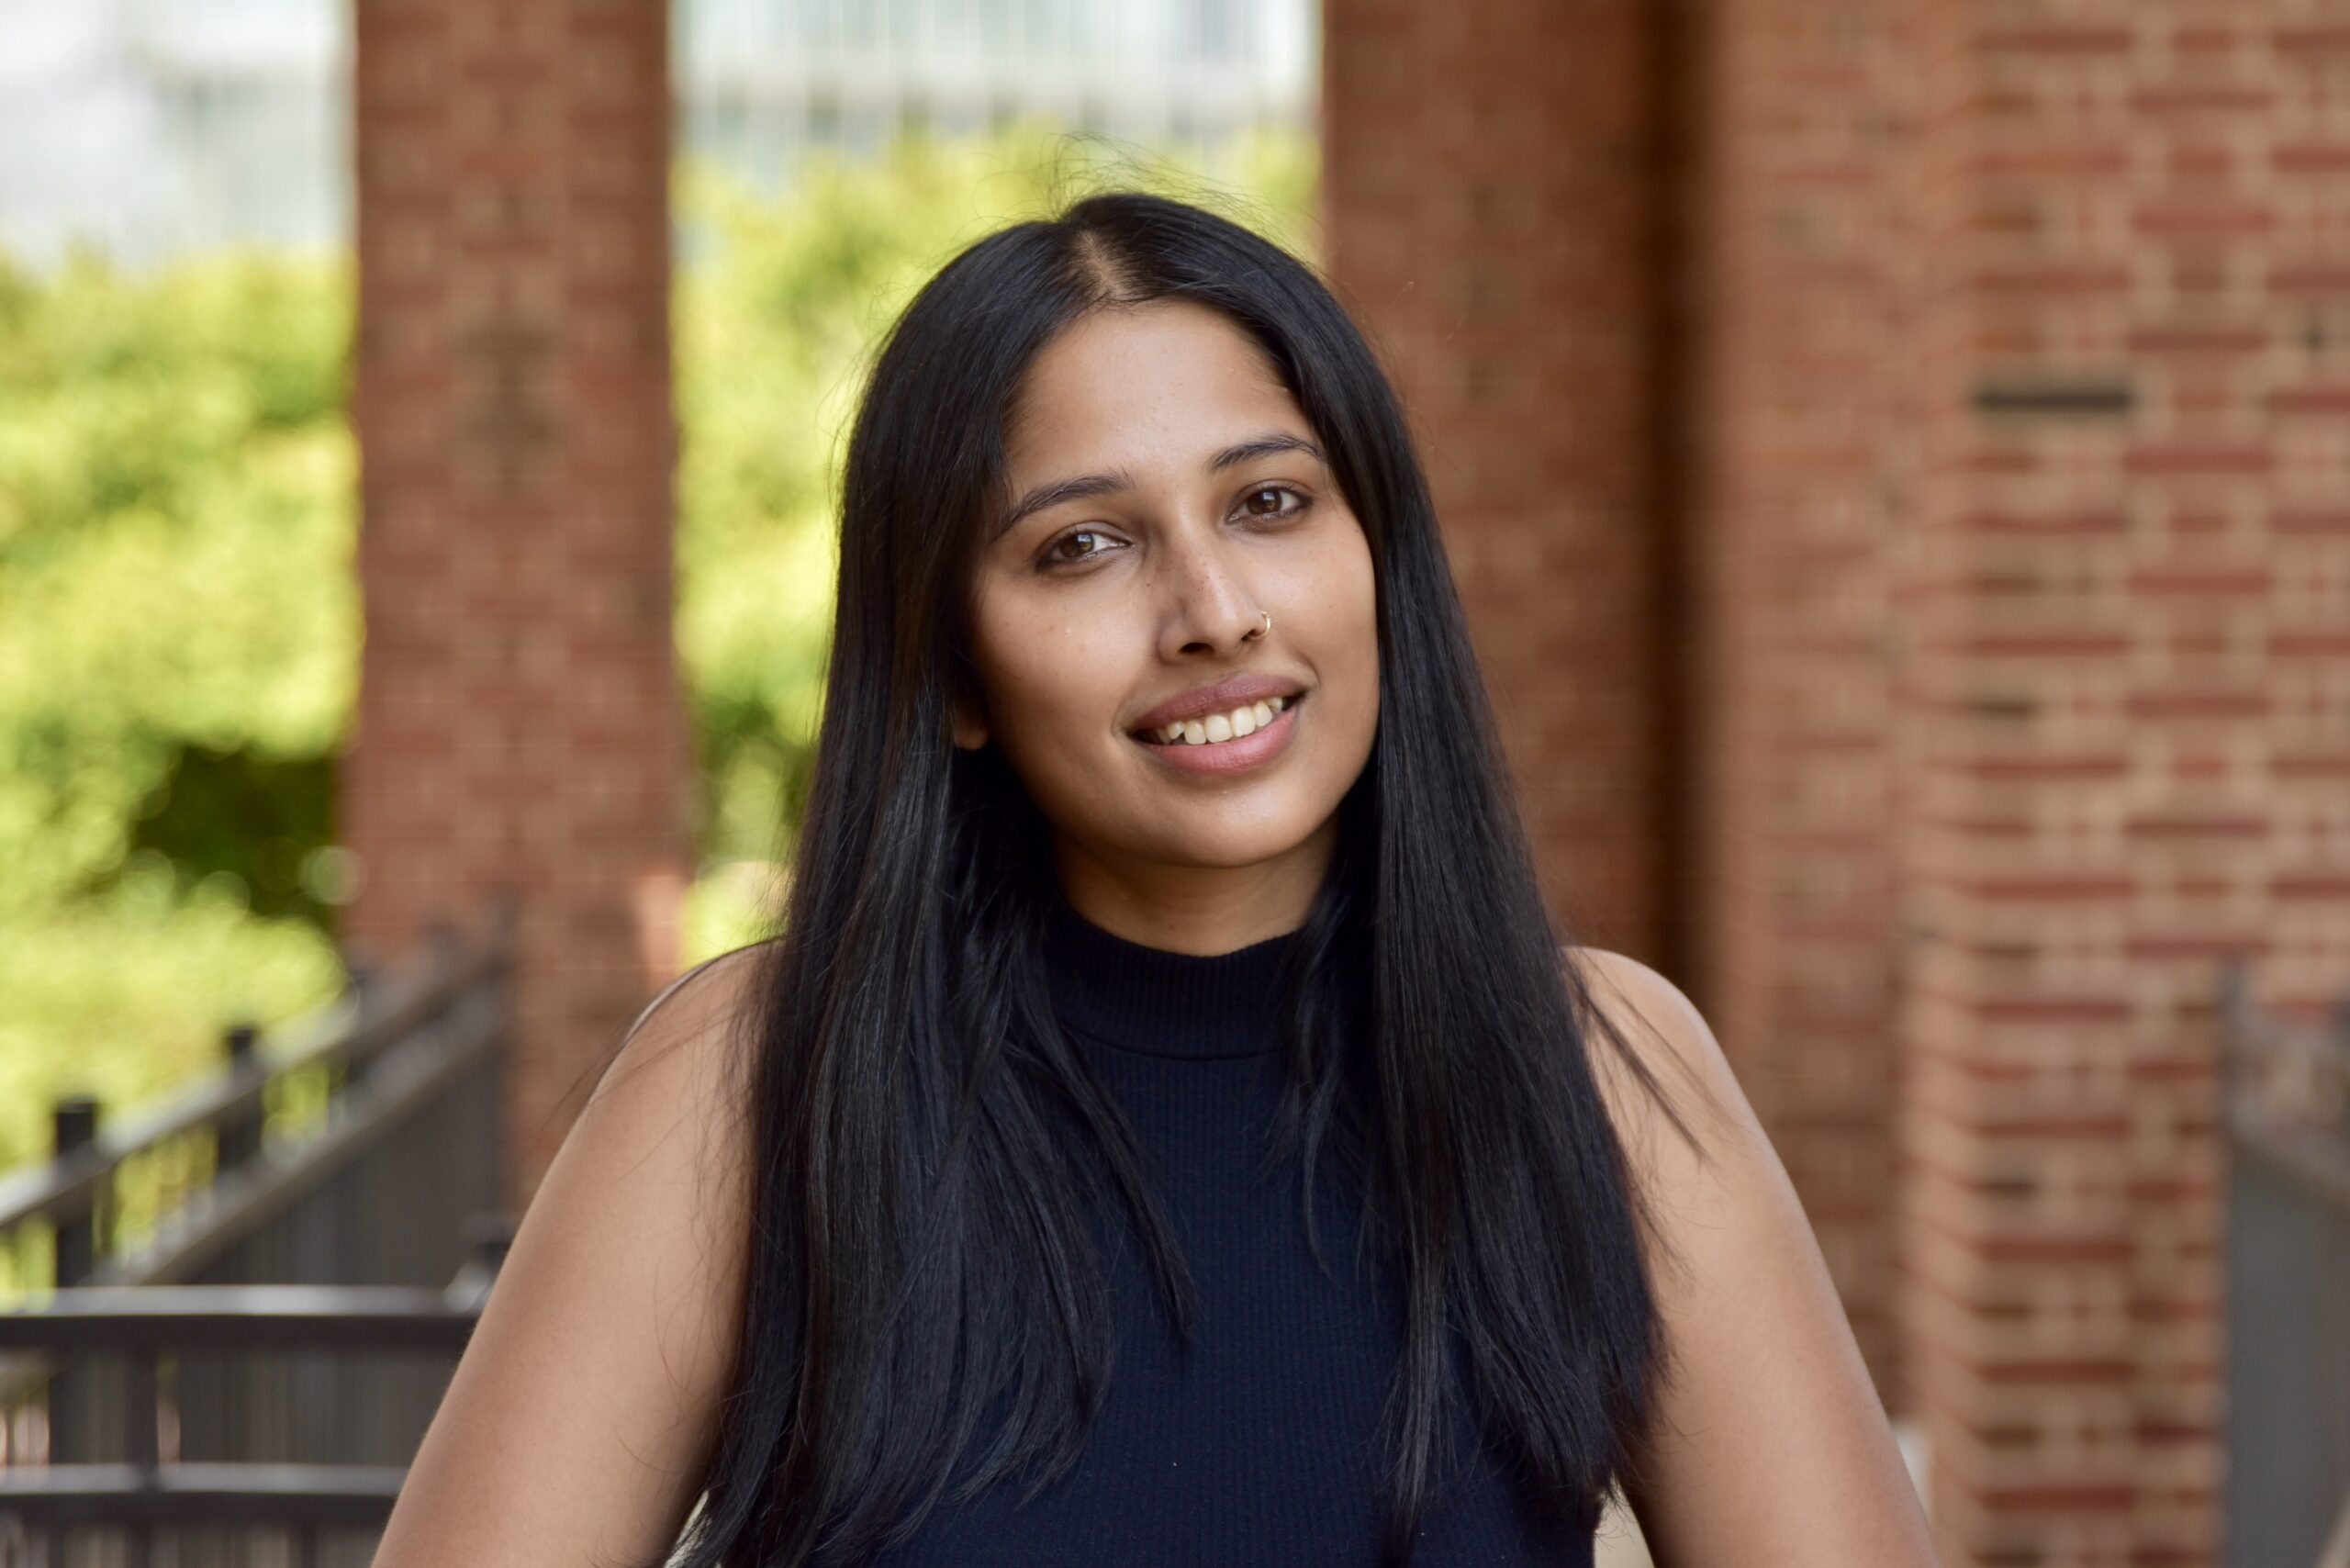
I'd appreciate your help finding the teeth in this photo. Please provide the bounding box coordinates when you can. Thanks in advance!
[1152,694,1297,747]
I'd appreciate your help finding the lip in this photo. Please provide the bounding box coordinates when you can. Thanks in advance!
[1130,691,1304,778]
[1126,673,1308,734]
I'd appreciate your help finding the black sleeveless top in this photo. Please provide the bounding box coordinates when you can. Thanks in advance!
[871,894,1602,1567]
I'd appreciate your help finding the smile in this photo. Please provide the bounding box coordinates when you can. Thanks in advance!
[1129,693,1304,777]
[1144,693,1288,747]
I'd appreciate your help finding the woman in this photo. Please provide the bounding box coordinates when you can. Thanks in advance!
[371,192,1936,1568]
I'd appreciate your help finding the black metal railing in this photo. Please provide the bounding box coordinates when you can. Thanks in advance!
[0,902,517,1568]
[2219,960,2350,1568]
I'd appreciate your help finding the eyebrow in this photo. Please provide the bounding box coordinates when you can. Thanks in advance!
[991,431,1326,542]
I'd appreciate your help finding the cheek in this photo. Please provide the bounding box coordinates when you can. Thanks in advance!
[1325,532,1382,694]
[974,614,1128,759]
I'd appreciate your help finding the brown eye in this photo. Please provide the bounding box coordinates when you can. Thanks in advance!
[1240,486,1306,520]
[1042,528,1114,569]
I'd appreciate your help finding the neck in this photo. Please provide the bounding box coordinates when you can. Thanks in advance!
[1050,812,1337,956]
[1041,891,1295,1058]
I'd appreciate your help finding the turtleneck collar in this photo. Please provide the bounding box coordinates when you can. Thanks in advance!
[1041,890,1298,1061]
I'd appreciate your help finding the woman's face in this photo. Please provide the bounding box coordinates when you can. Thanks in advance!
[957,298,1381,935]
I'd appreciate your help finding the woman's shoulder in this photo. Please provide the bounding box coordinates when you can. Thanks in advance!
[566,935,780,1251]
[370,937,782,1567]
[590,937,781,1118]
[613,937,780,1059]
[1557,945,1746,1156]
[1551,966,1937,1562]
[1554,943,1790,1265]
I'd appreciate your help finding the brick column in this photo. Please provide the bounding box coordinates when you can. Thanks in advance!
[349,0,689,1205]
[1321,0,1673,962]
[1679,0,1921,1403]
[1895,5,2350,1563]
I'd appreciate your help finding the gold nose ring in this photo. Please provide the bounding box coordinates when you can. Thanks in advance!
[1246,611,1271,641]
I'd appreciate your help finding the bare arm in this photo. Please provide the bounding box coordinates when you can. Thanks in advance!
[1570,947,1937,1568]
[369,945,769,1568]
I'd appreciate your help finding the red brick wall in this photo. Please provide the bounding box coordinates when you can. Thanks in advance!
[1323,0,1924,1411]
[1678,0,1920,1406]
[1896,5,2350,1562]
[1321,0,1673,964]
[348,0,690,1207]
[1329,0,2350,1562]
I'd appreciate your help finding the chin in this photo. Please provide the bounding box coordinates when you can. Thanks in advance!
[1143,812,1331,872]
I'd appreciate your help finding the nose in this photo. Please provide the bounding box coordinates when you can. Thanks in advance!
[1154,525,1267,661]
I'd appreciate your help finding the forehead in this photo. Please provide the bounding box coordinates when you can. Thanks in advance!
[1005,300,1304,476]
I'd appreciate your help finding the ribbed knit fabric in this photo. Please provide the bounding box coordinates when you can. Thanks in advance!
[872,892,1601,1568]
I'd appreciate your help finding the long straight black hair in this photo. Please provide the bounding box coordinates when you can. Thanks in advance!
[656,187,1705,1568]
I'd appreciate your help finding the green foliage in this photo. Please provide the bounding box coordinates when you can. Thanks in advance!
[0,120,1319,1174]
[0,242,355,1175]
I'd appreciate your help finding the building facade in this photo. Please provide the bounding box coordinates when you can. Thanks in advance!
[1323,2,2350,1564]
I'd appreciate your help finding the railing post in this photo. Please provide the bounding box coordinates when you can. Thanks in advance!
[341,937,380,1045]
[51,1096,100,1286]
[125,1345,160,1568]
[218,1022,263,1174]
[48,1094,103,1469]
